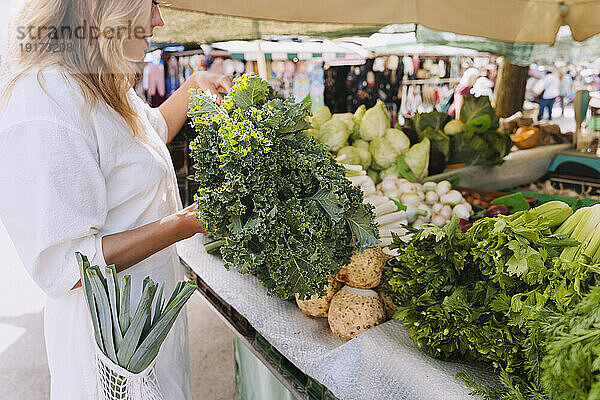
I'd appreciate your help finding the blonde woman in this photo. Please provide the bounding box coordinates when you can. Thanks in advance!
[0,1,232,398]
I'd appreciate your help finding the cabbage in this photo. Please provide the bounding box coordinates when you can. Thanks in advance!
[443,120,466,136]
[353,139,370,151]
[338,145,372,170]
[380,164,400,179]
[319,118,351,152]
[360,102,390,141]
[353,104,366,123]
[384,128,410,155]
[304,128,320,140]
[404,138,430,181]
[366,169,380,184]
[337,146,362,166]
[332,113,356,132]
[356,147,372,170]
[369,136,396,170]
[310,106,332,129]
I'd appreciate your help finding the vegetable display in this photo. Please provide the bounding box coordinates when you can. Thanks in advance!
[405,95,512,166]
[308,103,433,183]
[384,202,595,370]
[188,74,378,301]
[77,253,196,374]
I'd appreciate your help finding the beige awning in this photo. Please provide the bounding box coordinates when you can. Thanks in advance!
[164,0,600,44]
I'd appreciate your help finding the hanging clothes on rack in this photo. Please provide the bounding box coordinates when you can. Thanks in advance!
[144,60,166,107]
[165,56,180,97]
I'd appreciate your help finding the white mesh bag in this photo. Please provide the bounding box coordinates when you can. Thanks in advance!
[95,346,164,400]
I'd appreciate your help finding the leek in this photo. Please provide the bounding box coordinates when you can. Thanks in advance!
[78,253,197,373]
[76,253,104,353]
[105,265,122,349]
[117,280,156,368]
[118,275,131,335]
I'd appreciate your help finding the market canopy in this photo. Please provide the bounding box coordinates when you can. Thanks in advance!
[165,0,600,44]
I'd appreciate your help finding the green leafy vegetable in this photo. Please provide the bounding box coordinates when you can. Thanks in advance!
[447,95,511,166]
[403,138,430,181]
[421,126,450,160]
[76,253,196,374]
[188,74,378,300]
[384,203,585,374]
[309,105,332,129]
[459,95,499,134]
[360,101,390,141]
[491,193,531,213]
[319,118,351,152]
[406,110,453,137]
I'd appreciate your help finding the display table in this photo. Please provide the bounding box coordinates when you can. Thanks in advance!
[177,236,495,400]
[427,144,571,190]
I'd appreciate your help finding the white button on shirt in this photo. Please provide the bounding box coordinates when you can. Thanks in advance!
[0,70,191,399]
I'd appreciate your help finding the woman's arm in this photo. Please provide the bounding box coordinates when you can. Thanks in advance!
[72,204,205,289]
[159,71,233,143]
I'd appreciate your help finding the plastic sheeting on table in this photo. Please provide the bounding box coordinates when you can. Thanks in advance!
[426,144,571,190]
[177,236,496,400]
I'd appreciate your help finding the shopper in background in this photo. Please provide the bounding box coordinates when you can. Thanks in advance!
[448,67,479,117]
[537,70,560,121]
[0,0,232,399]
[559,71,574,117]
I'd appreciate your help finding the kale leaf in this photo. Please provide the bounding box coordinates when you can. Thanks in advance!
[188,74,378,300]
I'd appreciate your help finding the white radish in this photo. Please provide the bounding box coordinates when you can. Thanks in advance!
[440,190,463,206]
[379,218,409,231]
[431,203,444,215]
[348,175,371,186]
[374,201,399,217]
[440,205,453,220]
[401,193,420,207]
[398,182,414,194]
[436,180,452,196]
[380,237,393,247]
[381,179,397,193]
[417,191,425,201]
[412,217,428,229]
[364,195,388,207]
[431,214,446,227]
[385,188,401,200]
[375,212,407,227]
[342,163,363,171]
[425,191,439,204]
[380,227,408,238]
[406,205,427,223]
[423,182,437,192]
[382,247,400,257]
[453,203,471,220]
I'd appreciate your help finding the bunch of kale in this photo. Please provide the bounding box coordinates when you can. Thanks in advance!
[188,74,378,300]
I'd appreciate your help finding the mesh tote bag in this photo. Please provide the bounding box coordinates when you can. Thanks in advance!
[96,346,163,400]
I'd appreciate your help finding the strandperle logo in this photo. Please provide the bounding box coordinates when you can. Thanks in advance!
[16,20,148,42]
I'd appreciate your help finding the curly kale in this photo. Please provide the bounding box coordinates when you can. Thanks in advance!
[188,74,378,300]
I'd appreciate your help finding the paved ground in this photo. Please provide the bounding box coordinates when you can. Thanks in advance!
[0,220,236,400]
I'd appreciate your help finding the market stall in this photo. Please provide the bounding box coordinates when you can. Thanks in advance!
[150,3,600,400]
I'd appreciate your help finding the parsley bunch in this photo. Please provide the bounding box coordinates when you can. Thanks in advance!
[188,74,378,300]
[385,207,585,374]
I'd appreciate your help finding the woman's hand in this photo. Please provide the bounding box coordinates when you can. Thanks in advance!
[176,203,208,239]
[190,71,233,102]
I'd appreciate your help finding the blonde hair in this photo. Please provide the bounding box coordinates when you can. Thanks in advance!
[2,0,153,136]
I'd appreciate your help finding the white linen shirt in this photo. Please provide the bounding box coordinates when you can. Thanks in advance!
[0,70,191,399]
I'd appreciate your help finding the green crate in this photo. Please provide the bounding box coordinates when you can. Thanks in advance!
[503,189,600,207]
[234,334,338,400]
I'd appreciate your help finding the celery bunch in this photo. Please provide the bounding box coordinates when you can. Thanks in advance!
[76,253,197,373]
